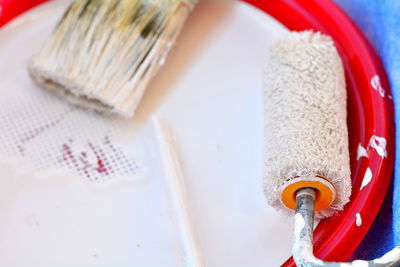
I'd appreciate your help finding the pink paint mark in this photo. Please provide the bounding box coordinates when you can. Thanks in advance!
[78,150,91,178]
[97,159,107,173]
[62,143,80,172]
[59,135,139,180]
[88,142,109,175]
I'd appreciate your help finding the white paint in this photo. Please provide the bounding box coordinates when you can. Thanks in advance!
[357,143,368,160]
[369,135,388,158]
[355,213,362,227]
[293,212,307,260]
[371,74,386,98]
[293,213,325,266]
[372,246,400,265]
[360,167,372,191]
[350,260,369,266]
[294,213,306,238]
[293,212,400,266]
[293,209,400,266]
[358,135,388,162]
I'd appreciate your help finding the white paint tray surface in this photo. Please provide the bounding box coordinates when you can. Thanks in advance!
[0,1,292,266]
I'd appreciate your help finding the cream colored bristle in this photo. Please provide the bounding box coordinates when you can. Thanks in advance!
[28,0,196,117]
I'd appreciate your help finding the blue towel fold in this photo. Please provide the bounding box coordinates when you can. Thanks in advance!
[333,0,400,259]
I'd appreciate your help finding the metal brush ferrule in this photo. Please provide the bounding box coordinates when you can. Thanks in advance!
[293,188,400,267]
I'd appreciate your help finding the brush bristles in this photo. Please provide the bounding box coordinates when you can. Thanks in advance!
[29,0,196,117]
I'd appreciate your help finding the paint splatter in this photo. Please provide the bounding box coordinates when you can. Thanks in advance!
[357,135,388,160]
[360,167,372,191]
[357,144,368,160]
[369,135,387,158]
[356,213,362,227]
[60,136,141,182]
[371,75,385,98]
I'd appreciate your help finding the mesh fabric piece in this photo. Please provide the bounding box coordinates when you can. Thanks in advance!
[0,87,147,183]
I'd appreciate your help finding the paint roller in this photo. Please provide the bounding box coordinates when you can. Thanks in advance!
[264,31,400,266]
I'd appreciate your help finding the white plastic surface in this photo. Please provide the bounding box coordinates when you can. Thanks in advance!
[153,118,205,267]
[0,0,292,266]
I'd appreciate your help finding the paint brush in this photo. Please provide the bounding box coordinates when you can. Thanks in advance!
[28,0,196,118]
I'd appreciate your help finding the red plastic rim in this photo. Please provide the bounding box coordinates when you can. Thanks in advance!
[0,0,395,266]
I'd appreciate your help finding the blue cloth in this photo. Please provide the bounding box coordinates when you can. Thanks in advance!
[333,0,400,259]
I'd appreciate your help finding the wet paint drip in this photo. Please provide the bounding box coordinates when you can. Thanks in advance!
[357,144,368,160]
[87,142,110,175]
[61,136,141,182]
[370,74,393,99]
[371,75,394,99]
[96,159,106,173]
[360,167,372,191]
[369,135,387,158]
[371,75,386,98]
[357,135,388,160]
[355,213,362,227]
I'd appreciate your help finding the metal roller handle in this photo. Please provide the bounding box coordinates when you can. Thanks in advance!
[294,188,400,267]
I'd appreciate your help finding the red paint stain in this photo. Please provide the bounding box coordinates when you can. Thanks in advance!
[60,135,138,179]
[88,142,109,175]
[62,143,80,171]
[97,159,107,173]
